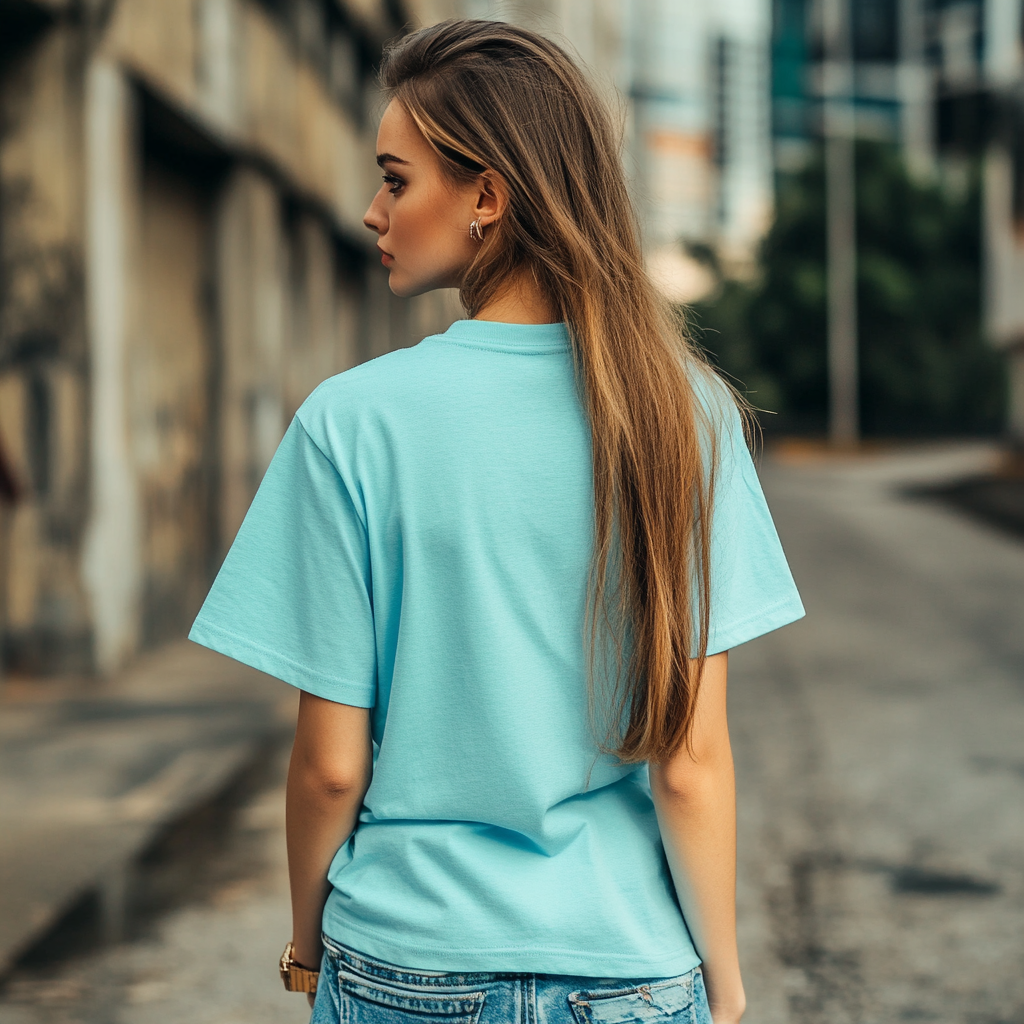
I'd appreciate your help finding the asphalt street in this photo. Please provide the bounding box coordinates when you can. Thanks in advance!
[0,442,1020,1024]
[732,442,1024,1023]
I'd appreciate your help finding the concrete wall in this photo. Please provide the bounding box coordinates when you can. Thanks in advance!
[1,18,92,671]
[0,0,462,677]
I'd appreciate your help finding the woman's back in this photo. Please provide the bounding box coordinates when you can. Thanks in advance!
[190,317,801,976]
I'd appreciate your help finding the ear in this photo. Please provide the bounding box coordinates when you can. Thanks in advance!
[472,171,507,229]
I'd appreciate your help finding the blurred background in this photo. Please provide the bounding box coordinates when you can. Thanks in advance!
[0,1,1022,1022]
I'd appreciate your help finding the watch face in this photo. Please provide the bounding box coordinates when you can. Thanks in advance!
[280,943,294,978]
[278,942,317,992]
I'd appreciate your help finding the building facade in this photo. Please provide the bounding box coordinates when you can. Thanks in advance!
[983,0,1024,447]
[770,0,1024,444]
[0,0,459,677]
[771,0,985,175]
[630,0,774,273]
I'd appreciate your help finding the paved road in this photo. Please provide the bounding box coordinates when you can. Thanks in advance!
[1,443,1020,1024]
[733,443,1024,1023]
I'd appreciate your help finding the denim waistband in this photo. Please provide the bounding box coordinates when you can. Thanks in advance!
[322,934,540,986]
[320,933,699,990]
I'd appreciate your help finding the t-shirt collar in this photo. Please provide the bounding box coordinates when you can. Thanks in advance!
[440,319,571,354]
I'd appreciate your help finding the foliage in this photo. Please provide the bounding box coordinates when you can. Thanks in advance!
[689,142,1006,435]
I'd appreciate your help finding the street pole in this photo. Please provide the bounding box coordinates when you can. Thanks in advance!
[823,0,859,446]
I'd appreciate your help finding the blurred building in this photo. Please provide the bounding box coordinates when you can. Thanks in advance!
[770,0,1024,444]
[982,0,1024,448]
[771,0,984,177]
[0,0,459,677]
[630,0,774,281]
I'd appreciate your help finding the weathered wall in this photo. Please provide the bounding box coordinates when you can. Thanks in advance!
[215,165,287,551]
[0,20,92,670]
[105,0,377,238]
[134,156,219,646]
[0,0,463,676]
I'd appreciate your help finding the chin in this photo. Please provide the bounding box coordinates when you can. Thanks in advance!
[388,278,416,298]
[387,266,460,299]
[388,275,452,299]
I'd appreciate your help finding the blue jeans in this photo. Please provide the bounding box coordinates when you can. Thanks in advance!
[310,934,712,1024]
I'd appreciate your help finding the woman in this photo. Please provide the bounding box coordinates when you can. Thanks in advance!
[190,19,803,1024]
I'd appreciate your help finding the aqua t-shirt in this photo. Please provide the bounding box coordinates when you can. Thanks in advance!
[189,319,804,977]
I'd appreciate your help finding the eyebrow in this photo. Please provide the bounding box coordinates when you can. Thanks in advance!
[376,153,409,167]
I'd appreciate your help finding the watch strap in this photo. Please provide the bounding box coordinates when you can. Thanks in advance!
[280,942,319,994]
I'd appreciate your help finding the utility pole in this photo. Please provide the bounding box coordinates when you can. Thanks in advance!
[822,0,859,446]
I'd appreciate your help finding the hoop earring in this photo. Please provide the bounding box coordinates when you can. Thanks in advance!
[469,218,485,242]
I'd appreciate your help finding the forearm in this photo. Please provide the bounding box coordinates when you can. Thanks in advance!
[650,753,744,1022]
[285,759,368,969]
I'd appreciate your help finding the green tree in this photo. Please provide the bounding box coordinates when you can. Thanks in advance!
[691,142,1005,435]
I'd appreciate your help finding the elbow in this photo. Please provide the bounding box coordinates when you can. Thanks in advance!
[292,758,371,801]
[312,772,367,800]
[649,763,693,803]
[649,751,731,805]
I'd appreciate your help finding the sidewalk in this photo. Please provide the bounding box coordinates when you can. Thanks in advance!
[0,641,295,977]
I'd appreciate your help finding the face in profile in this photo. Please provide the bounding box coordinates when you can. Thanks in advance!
[363,100,494,297]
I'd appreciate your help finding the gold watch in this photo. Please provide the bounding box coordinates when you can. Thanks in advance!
[279,942,319,994]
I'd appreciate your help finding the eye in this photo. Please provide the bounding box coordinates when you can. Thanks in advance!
[382,173,404,195]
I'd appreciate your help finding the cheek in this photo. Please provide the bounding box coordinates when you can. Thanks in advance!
[398,199,464,263]
[401,203,435,254]
[388,201,423,255]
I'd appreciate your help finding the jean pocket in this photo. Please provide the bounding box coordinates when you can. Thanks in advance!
[567,970,696,1024]
[337,966,487,1024]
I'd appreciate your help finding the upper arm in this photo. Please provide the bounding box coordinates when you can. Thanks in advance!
[649,651,730,795]
[290,690,374,794]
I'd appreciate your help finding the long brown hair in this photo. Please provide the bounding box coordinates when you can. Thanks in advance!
[381,19,736,765]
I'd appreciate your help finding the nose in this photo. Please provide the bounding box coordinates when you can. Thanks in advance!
[363,190,388,236]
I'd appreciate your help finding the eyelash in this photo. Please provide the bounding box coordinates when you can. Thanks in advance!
[382,173,404,195]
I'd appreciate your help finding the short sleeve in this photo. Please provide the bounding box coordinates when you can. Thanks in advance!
[189,416,376,707]
[702,388,805,655]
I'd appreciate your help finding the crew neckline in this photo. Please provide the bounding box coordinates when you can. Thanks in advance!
[437,319,571,354]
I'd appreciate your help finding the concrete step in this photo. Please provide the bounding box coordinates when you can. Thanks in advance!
[0,641,294,975]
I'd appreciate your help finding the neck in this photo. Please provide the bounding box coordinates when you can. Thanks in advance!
[472,271,559,325]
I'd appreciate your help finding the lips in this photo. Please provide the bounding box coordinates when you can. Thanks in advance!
[378,247,393,267]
